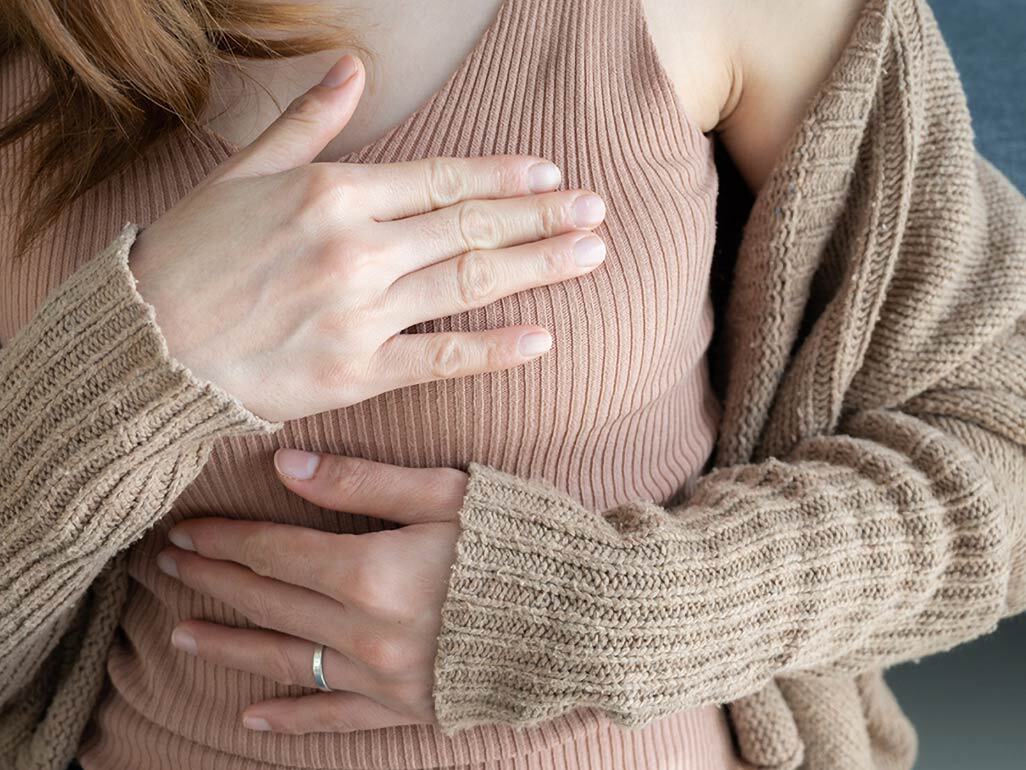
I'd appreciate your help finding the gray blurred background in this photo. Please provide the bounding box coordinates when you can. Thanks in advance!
[883,1,1026,768]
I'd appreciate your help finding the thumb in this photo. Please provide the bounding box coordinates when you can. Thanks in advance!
[221,54,365,179]
[273,450,468,525]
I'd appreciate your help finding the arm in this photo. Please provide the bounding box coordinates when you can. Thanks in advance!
[0,225,278,705]
[429,0,1026,730]
[439,331,1026,727]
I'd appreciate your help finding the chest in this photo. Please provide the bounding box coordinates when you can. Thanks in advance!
[1,0,721,510]
[203,0,716,158]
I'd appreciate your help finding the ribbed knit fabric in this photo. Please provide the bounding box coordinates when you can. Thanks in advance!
[4,1,1026,770]
[2,0,734,769]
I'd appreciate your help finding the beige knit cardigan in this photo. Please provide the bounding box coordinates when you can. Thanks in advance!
[2,0,1025,768]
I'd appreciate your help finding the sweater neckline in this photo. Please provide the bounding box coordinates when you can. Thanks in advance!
[197,0,517,164]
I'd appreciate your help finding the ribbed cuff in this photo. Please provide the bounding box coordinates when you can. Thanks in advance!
[4,222,278,427]
[0,222,281,537]
[432,462,681,732]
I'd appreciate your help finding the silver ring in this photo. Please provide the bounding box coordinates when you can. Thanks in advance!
[312,643,332,692]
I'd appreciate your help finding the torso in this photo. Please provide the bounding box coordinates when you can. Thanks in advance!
[1,1,738,768]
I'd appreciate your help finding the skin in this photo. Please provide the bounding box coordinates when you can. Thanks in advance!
[132,57,610,422]
[150,0,869,736]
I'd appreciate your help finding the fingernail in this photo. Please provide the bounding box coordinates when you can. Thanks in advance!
[527,162,561,192]
[320,55,359,88]
[171,627,198,656]
[519,331,553,357]
[156,551,178,579]
[573,235,606,267]
[168,528,194,552]
[244,716,272,732]
[572,194,606,228]
[274,448,321,480]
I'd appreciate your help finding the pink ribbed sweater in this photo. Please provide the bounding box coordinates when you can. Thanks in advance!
[1,0,737,768]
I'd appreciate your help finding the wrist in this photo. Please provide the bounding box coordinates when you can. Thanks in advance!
[433,464,637,731]
[127,226,227,395]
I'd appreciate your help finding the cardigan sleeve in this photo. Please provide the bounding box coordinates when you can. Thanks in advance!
[430,127,1026,736]
[0,223,280,706]
[432,320,1026,732]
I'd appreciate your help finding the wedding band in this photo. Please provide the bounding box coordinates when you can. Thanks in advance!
[312,643,332,692]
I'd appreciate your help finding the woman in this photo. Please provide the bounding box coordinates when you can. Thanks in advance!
[3,1,1025,769]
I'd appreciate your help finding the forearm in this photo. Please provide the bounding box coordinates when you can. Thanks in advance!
[0,224,278,703]
[434,365,1026,731]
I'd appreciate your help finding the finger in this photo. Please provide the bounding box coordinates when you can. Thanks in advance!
[166,519,359,600]
[388,231,606,325]
[383,188,606,273]
[243,691,425,734]
[356,154,562,221]
[375,326,553,391]
[219,54,365,179]
[170,620,376,696]
[156,545,346,645]
[273,452,468,525]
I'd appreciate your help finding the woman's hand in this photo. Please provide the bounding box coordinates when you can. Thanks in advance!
[155,450,469,733]
[130,54,607,422]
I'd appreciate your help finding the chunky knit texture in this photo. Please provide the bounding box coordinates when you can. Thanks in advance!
[1,1,1025,770]
[431,1,1026,768]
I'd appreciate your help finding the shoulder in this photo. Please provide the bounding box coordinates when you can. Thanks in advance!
[643,0,868,190]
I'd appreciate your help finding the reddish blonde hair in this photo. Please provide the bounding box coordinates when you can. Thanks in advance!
[0,0,363,252]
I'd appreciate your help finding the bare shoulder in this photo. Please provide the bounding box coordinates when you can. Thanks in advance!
[642,0,867,191]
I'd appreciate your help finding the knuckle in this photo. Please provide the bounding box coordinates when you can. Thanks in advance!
[239,525,277,577]
[536,200,563,234]
[268,644,305,687]
[285,90,331,125]
[236,585,279,628]
[296,165,349,215]
[358,577,407,621]
[311,357,366,404]
[493,157,524,192]
[346,556,407,622]
[346,557,384,608]
[456,201,502,249]
[427,333,465,380]
[314,236,385,294]
[426,157,466,207]
[322,455,378,503]
[482,336,506,373]
[454,251,497,306]
[320,700,357,732]
[352,633,406,675]
[313,238,363,283]
[538,242,567,279]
